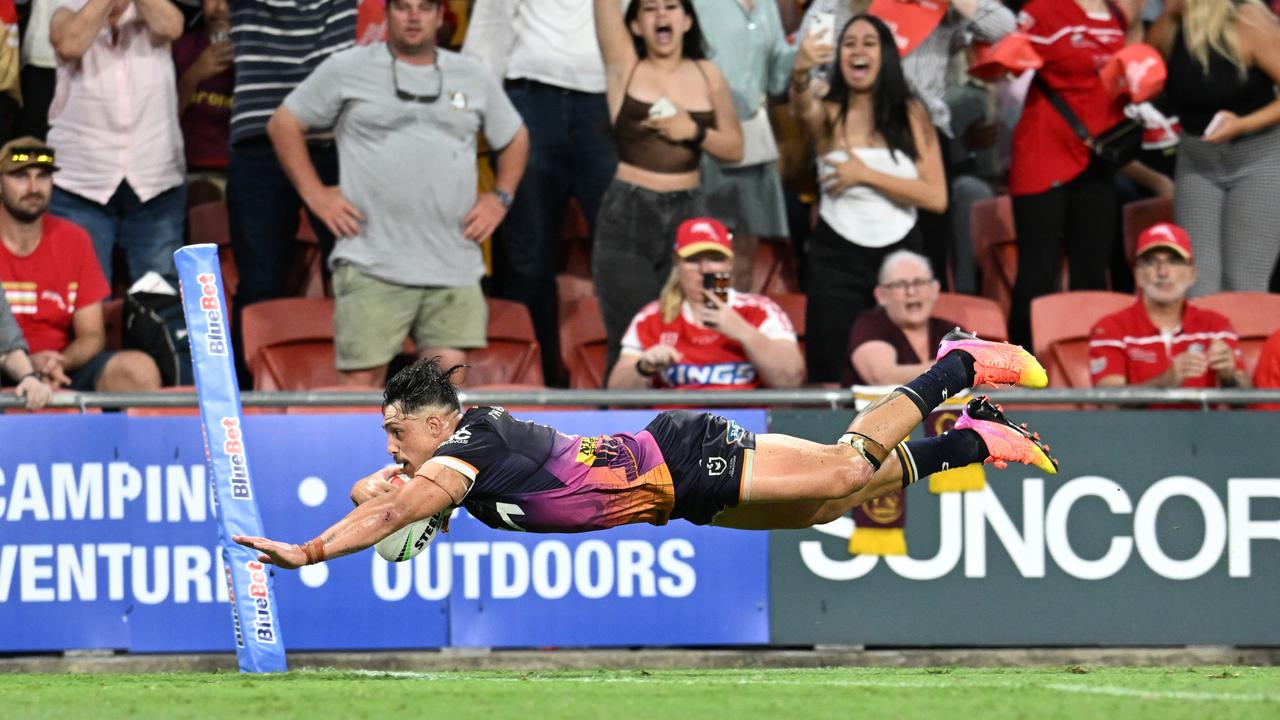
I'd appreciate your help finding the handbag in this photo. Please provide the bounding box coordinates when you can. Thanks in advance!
[1033,74,1142,167]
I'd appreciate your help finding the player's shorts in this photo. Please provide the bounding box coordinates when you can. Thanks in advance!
[644,411,756,525]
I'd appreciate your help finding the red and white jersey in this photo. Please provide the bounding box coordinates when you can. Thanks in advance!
[1009,0,1127,196]
[0,217,110,354]
[1088,300,1243,387]
[620,290,796,390]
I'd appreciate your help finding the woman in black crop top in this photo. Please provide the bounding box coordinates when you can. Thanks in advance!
[590,0,743,376]
[1149,0,1280,294]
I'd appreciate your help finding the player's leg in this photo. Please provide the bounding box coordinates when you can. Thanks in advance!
[744,331,1047,504]
[713,395,1058,530]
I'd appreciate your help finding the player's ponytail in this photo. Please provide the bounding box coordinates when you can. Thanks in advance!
[383,357,466,414]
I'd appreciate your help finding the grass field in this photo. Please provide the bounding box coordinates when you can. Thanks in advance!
[2,666,1279,719]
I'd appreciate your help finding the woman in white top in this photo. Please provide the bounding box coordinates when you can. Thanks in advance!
[789,14,946,383]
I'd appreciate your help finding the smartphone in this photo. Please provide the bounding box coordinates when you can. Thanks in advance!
[649,96,677,120]
[810,12,835,47]
[702,272,731,308]
[1203,111,1227,139]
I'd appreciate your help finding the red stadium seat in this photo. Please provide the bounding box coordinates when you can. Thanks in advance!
[467,298,544,386]
[556,273,596,328]
[1121,196,1173,267]
[971,195,1018,317]
[1191,292,1280,377]
[559,294,609,389]
[752,239,800,294]
[932,292,1007,342]
[1030,291,1134,387]
[241,298,339,390]
[560,198,593,279]
[765,291,807,356]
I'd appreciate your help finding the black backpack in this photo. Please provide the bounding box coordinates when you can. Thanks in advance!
[123,292,194,387]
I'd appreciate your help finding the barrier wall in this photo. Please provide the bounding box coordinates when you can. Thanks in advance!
[768,410,1280,646]
[0,410,769,652]
[2,409,1277,651]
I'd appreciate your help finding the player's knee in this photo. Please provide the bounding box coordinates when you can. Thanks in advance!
[827,445,872,498]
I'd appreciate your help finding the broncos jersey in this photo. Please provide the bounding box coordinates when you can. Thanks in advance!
[427,407,675,533]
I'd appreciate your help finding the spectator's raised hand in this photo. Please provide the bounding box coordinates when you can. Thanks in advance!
[1207,340,1237,380]
[189,38,234,82]
[462,192,509,243]
[795,28,835,74]
[304,185,365,239]
[698,290,750,341]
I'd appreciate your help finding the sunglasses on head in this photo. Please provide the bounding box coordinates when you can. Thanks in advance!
[8,148,54,164]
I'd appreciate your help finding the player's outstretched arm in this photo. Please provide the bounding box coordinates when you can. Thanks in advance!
[234,472,455,569]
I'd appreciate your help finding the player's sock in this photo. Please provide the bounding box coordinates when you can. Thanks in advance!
[896,352,976,418]
[894,429,987,488]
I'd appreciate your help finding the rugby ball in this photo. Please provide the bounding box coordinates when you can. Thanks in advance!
[373,475,449,562]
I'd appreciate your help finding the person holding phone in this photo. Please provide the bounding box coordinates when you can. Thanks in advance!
[606,217,804,390]
[592,0,744,375]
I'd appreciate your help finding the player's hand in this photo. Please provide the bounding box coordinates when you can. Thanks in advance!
[350,465,402,505]
[462,192,508,243]
[698,290,750,341]
[1207,340,1237,380]
[232,535,307,569]
[15,374,53,410]
[1166,350,1208,385]
[304,185,365,239]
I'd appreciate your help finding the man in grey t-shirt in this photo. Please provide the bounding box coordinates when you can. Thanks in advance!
[267,0,529,387]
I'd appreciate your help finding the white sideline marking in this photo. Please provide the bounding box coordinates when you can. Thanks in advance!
[328,669,1278,703]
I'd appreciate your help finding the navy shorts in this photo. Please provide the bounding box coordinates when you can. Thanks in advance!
[644,411,757,525]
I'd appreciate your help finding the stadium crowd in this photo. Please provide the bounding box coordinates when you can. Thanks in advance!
[2,0,1280,403]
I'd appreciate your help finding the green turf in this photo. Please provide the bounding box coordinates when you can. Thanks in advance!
[2,666,1278,719]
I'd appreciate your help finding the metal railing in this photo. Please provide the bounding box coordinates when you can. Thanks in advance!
[3,387,1280,411]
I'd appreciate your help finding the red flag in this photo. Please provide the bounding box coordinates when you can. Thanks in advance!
[868,0,948,57]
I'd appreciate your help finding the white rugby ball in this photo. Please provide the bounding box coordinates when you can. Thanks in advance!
[372,475,449,562]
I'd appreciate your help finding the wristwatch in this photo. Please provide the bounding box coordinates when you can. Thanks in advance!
[493,189,513,208]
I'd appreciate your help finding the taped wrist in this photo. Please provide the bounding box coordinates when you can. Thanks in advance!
[838,431,888,472]
[301,539,326,565]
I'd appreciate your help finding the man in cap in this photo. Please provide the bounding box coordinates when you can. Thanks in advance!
[607,217,804,390]
[0,138,161,393]
[1088,221,1248,389]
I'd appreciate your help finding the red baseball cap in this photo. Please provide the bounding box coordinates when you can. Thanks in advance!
[1136,222,1193,261]
[1100,44,1166,104]
[968,33,1043,82]
[675,217,733,258]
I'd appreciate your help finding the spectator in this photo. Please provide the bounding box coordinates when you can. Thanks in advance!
[48,0,187,286]
[464,0,618,386]
[789,15,947,384]
[0,138,161,392]
[18,0,58,140]
[1253,328,1280,410]
[691,0,796,289]
[592,0,743,374]
[173,0,233,207]
[1006,0,1152,348]
[800,0,1016,290]
[847,250,952,386]
[0,289,54,409]
[1149,0,1280,295]
[606,217,803,390]
[1089,222,1248,389]
[270,0,529,387]
[225,0,354,381]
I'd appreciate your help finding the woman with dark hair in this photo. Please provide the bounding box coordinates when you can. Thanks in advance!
[592,0,744,375]
[789,15,947,384]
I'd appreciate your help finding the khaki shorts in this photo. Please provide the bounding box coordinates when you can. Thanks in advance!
[333,263,488,371]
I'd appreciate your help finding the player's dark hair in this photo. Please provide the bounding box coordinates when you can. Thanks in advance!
[383,357,465,414]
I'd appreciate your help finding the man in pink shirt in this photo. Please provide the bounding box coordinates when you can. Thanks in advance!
[47,0,186,287]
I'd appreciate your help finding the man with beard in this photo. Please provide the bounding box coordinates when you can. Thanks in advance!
[0,138,161,393]
[268,0,529,387]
